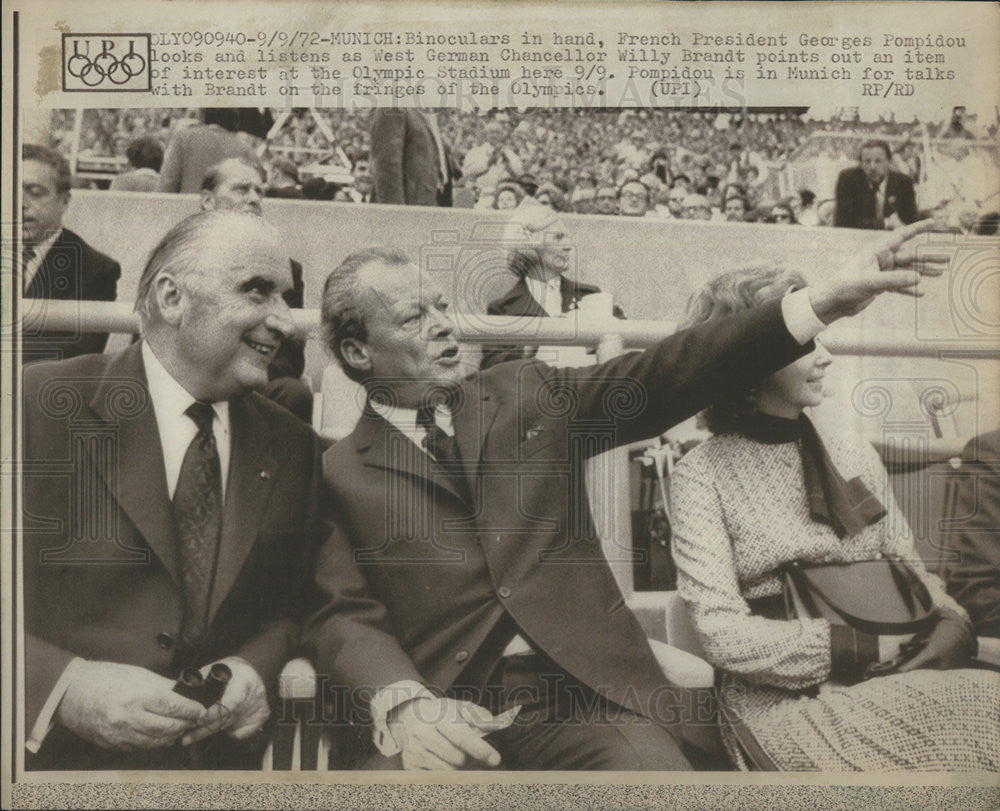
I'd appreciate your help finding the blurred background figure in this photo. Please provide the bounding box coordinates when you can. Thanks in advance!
[769,201,798,225]
[493,179,524,211]
[834,139,917,230]
[159,108,257,194]
[619,180,652,218]
[371,108,459,207]
[265,157,303,199]
[348,152,374,203]
[21,143,121,362]
[682,193,712,221]
[724,194,749,222]
[109,137,163,192]
[796,189,819,226]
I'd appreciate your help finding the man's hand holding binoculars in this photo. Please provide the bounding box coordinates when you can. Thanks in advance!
[54,656,268,751]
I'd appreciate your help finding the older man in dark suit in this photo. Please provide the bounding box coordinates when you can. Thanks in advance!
[21,144,121,363]
[23,211,322,770]
[306,221,946,771]
[834,139,918,230]
[370,108,458,207]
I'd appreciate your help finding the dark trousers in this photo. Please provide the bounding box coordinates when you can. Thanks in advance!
[362,652,691,771]
[26,725,266,771]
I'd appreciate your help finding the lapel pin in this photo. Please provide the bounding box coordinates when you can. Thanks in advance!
[259,469,270,480]
[524,424,544,441]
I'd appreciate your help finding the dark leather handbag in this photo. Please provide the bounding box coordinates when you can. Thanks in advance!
[782,556,939,636]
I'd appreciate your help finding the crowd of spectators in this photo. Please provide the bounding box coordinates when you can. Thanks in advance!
[49,106,1000,232]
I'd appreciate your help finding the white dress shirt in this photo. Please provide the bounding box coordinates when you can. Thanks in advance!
[21,228,61,294]
[26,342,233,753]
[143,341,232,499]
[525,274,565,317]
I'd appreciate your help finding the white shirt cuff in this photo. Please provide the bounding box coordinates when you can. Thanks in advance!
[26,657,85,754]
[370,680,436,757]
[781,288,826,345]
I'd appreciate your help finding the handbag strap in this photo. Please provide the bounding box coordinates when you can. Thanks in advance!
[720,705,780,771]
[785,559,938,636]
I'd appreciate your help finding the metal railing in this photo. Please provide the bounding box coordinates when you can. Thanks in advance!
[19,299,998,358]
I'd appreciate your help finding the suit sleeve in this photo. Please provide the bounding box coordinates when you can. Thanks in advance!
[79,254,121,355]
[158,131,184,193]
[233,431,324,704]
[24,635,80,737]
[479,298,525,371]
[942,434,1000,638]
[21,370,93,732]
[543,297,809,451]
[896,175,919,225]
[833,171,856,228]
[304,482,425,722]
[371,110,407,205]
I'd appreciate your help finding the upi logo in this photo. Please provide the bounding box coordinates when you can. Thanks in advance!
[62,34,151,92]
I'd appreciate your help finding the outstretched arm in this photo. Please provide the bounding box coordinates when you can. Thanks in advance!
[546,219,951,447]
[807,219,948,322]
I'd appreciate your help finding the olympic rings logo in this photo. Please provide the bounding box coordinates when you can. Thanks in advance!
[64,36,149,89]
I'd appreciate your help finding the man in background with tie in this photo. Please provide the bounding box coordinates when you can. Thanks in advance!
[21,143,122,362]
[834,139,918,230]
[480,201,625,370]
[22,210,322,769]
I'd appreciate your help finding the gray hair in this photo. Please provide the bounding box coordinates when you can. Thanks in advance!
[321,246,412,382]
[201,156,266,191]
[135,210,276,323]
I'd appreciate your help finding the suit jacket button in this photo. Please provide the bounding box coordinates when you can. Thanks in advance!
[156,632,174,650]
[498,587,512,598]
[455,650,469,663]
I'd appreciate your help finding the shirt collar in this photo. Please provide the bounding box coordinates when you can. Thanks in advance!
[29,227,62,258]
[22,228,63,291]
[142,340,230,435]
[370,399,454,438]
[525,274,564,316]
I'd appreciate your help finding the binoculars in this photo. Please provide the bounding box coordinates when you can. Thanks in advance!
[172,663,232,708]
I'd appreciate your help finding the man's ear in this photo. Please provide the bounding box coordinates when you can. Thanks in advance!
[340,338,372,375]
[200,190,216,211]
[154,274,185,327]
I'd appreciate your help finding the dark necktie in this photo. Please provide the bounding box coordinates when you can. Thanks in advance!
[21,246,37,294]
[173,401,223,654]
[416,406,471,503]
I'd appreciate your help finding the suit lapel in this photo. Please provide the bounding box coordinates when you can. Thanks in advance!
[355,407,468,505]
[453,376,500,501]
[88,344,180,583]
[25,244,59,300]
[507,278,547,318]
[27,230,81,300]
[560,276,582,313]
[208,394,277,622]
